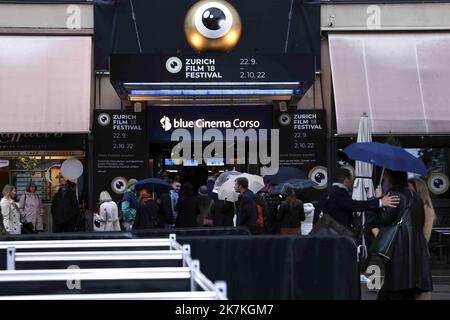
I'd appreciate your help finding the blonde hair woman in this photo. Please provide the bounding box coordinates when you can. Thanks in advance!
[408,177,436,301]
[95,191,121,231]
[0,185,21,235]
[408,177,436,242]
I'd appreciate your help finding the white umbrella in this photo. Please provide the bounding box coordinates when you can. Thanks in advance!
[217,173,265,202]
[351,112,374,260]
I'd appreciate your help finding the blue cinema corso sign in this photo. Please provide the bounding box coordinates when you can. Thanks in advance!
[147,105,272,142]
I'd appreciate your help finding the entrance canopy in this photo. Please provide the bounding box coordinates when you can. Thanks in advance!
[329,33,450,135]
[110,53,315,106]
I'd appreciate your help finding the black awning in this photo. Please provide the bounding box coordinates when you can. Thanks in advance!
[110,53,315,105]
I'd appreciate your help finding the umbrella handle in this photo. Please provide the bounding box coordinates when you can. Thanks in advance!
[378,168,385,188]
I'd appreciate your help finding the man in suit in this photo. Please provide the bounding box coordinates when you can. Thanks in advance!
[51,179,79,233]
[315,168,400,231]
[234,177,258,233]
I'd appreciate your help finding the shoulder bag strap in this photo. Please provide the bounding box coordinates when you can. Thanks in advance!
[398,190,414,225]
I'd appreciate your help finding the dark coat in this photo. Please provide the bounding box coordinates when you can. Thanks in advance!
[277,199,305,229]
[133,200,162,230]
[236,190,258,230]
[197,195,215,226]
[160,193,176,225]
[264,194,283,234]
[378,186,433,293]
[175,196,198,228]
[316,185,380,231]
[214,199,235,227]
[51,189,79,225]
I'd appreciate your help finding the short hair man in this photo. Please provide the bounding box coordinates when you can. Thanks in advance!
[234,177,258,232]
[160,180,181,228]
[315,168,400,231]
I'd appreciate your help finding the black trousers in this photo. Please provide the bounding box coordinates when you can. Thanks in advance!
[377,287,423,300]
[53,224,74,233]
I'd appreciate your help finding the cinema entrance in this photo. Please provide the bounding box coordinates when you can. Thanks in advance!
[146,104,274,189]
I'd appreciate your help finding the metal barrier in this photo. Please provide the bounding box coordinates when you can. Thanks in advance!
[0,234,227,300]
[0,233,178,250]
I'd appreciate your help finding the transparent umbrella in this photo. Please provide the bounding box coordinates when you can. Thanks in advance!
[217,173,265,202]
[213,170,242,193]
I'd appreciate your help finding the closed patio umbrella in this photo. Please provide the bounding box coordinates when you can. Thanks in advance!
[351,113,374,263]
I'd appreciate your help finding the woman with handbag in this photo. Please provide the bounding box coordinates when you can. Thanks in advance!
[376,169,433,300]
[18,181,44,233]
[0,184,21,235]
[95,191,121,231]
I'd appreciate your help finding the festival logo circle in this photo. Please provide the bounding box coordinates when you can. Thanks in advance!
[165,57,183,74]
[278,113,291,126]
[427,173,449,195]
[184,0,242,52]
[111,176,128,195]
[97,113,111,126]
[309,166,328,190]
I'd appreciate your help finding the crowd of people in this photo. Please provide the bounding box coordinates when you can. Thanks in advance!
[93,175,311,235]
[0,167,436,300]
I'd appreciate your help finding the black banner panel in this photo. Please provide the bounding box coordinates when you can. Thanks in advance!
[93,111,149,203]
[111,53,314,84]
[273,109,328,199]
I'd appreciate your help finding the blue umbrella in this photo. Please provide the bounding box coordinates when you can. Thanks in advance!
[270,179,318,195]
[135,178,172,194]
[343,142,428,176]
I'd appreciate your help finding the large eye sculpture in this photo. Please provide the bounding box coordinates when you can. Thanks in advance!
[184,0,242,52]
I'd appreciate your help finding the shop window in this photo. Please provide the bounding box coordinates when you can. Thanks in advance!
[407,148,450,200]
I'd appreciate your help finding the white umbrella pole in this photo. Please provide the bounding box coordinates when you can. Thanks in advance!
[233,201,237,227]
[379,168,385,188]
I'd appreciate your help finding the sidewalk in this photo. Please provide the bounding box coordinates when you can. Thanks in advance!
[361,263,450,300]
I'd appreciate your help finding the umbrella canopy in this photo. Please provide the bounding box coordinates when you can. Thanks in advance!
[217,173,265,202]
[213,170,242,193]
[269,179,317,195]
[135,178,172,194]
[343,142,428,176]
[263,167,306,185]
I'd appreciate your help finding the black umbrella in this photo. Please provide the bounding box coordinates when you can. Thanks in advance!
[263,167,306,185]
[135,178,172,195]
[269,179,317,195]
